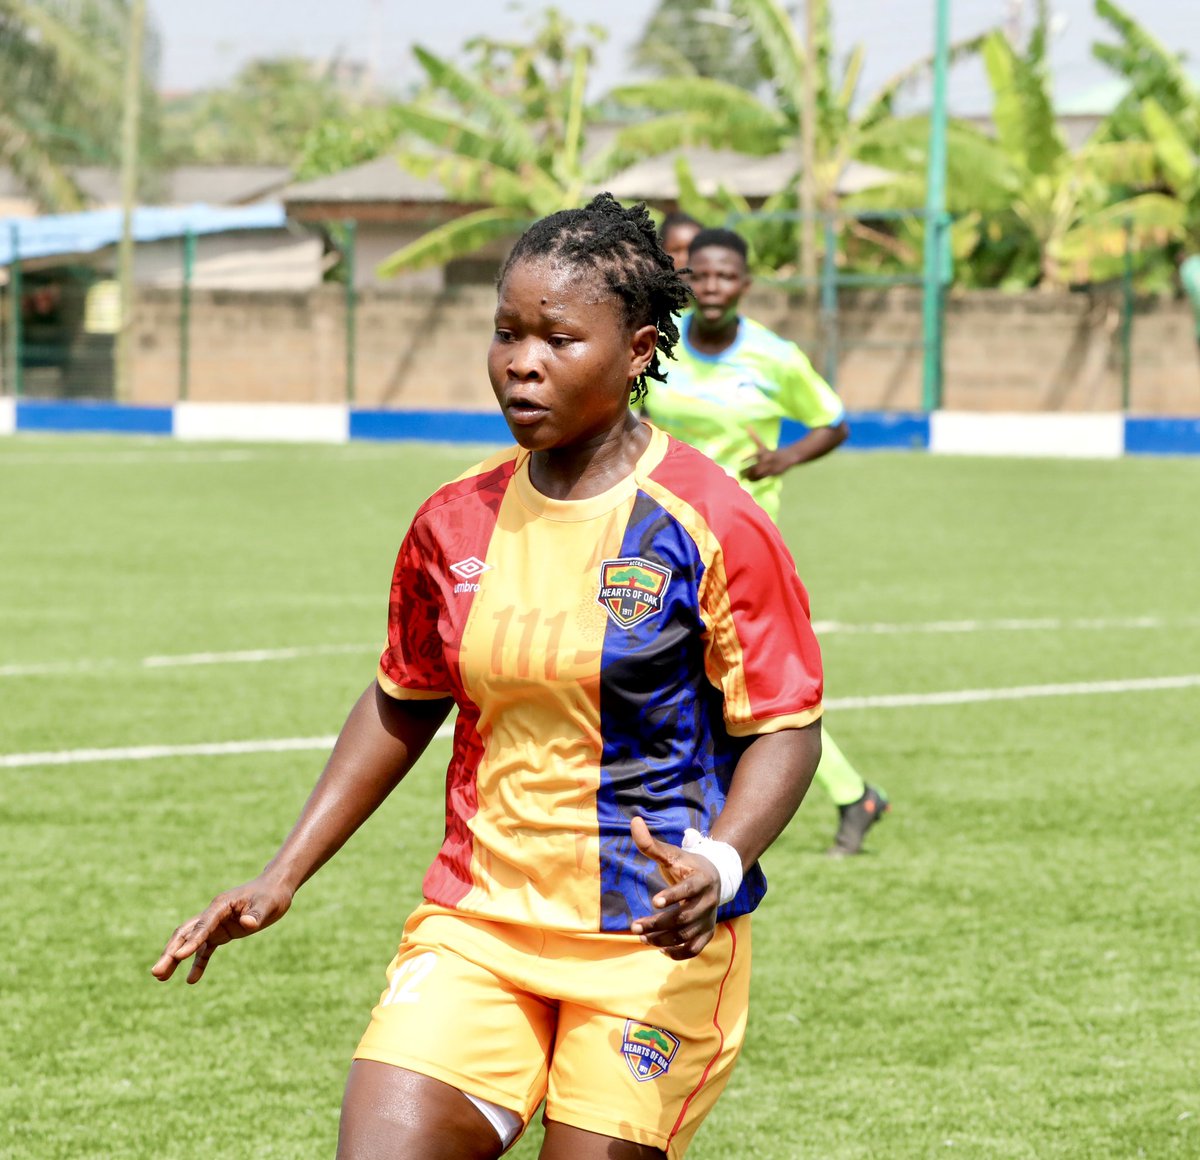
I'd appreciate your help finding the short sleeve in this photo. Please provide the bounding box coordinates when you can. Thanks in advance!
[701,500,824,736]
[377,520,453,701]
[775,343,845,429]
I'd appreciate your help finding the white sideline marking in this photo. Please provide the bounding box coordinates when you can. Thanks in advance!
[0,449,262,466]
[0,724,456,770]
[826,674,1200,711]
[140,644,374,668]
[3,676,1197,769]
[4,614,1196,682]
[0,643,377,679]
[812,615,1200,636]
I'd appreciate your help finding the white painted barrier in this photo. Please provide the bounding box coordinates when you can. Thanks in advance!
[0,396,14,436]
[929,411,1125,459]
[174,402,348,443]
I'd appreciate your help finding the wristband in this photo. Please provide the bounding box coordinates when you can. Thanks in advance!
[681,828,743,906]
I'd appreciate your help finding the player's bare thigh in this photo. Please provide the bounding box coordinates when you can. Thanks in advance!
[539,1120,665,1160]
[337,1060,504,1160]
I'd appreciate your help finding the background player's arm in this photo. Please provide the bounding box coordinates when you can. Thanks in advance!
[743,341,849,480]
[742,420,849,480]
[152,683,452,984]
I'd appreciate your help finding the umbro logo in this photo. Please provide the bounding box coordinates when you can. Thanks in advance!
[449,556,492,593]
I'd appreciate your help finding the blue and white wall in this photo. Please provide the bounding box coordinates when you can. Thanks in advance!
[2,398,1199,456]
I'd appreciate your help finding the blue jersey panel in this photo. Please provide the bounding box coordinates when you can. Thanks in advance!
[595,491,766,930]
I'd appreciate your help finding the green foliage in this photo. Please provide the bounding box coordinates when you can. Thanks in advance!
[945,23,1186,291]
[377,10,648,277]
[294,105,409,183]
[630,0,764,90]
[162,57,357,167]
[0,0,159,210]
[611,0,987,278]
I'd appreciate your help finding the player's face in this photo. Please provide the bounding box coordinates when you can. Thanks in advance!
[489,257,656,452]
[663,222,701,272]
[687,246,751,329]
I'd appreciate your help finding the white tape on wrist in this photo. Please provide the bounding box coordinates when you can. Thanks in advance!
[681,828,743,906]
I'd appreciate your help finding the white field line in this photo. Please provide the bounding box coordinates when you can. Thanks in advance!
[0,724,456,770]
[0,445,497,468]
[825,673,1200,710]
[0,449,262,466]
[810,615,1200,635]
[2,675,1197,770]
[0,643,377,679]
[3,614,1196,682]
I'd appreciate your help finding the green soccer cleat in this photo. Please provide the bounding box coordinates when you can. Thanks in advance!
[827,784,890,857]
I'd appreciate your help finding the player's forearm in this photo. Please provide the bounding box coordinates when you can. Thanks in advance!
[781,420,849,468]
[262,682,451,893]
[709,721,822,868]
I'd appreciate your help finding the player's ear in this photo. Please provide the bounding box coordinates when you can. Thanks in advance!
[628,324,658,380]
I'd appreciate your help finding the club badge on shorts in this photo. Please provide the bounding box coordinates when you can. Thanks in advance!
[621,1020,680,1082]
[597,558,671,629]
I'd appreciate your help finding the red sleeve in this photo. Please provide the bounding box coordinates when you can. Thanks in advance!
[703,498,823,735]
[377,519,453,701]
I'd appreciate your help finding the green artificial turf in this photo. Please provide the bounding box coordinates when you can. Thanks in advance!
[1,436,1196,1158]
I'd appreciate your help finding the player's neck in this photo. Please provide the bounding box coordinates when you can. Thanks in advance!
[687,312,740,356]
[529,414,650,501]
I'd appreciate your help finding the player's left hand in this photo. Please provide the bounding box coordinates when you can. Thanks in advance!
[629,816,721,960]
[740,425,794,481]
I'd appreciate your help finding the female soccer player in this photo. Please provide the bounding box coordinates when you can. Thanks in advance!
[644,225,889,857]
[152,195,825,1160]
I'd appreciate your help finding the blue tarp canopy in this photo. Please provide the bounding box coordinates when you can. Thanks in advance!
[0,203,287,266]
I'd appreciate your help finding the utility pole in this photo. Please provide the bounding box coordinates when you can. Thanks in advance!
[921,0,950,411]
[114,0,146,402]
[799,0,819,312]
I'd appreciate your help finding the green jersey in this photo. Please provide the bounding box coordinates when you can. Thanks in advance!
[645,311,844,520]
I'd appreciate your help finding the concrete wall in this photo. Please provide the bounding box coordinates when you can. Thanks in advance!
[129,284,1200,415]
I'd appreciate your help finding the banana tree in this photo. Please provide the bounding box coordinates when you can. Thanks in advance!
[959,27,1183,289]
[0,0,147,210]
[377,15,666,277]
[608,0,986,277]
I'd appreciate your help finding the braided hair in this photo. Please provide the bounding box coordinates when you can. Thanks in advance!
[499,193,692,403]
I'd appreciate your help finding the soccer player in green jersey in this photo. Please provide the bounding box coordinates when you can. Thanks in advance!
[645,225,889,856]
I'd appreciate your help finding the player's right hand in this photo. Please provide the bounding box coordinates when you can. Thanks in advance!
[151,876,294,984]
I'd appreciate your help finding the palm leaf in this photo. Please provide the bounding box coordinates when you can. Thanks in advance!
[0,0,123,105]
[376,207,531,277]
[728,0,807,100]
[390,105,534,172]
[1140,97,1198,193]
[1052,193,1185,284]
[397,151,563,217]
[611,76,784,135]
[982,30,1064,179]
[411,45,539,160]
[0,109,85,211]
[554,45,590,191]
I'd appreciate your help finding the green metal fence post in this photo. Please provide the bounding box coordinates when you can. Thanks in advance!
[820,212,839,386]
[1120,217,1134,412]
[9,223,23,399]
[344,219,357,406]
[922,0,950,412]
[179,227,195,401]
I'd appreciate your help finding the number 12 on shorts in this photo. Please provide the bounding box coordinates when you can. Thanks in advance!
[380,952,437,1007]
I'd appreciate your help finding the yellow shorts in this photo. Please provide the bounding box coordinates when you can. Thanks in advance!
[353,903,752,1158]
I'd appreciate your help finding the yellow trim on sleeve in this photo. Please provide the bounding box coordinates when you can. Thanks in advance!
[376,665,452,701]
[725,704,823,737]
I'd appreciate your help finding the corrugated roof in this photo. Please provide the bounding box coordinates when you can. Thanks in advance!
[283,155,448,204]
[597,148,894,201]
[0,203,288,266]
[0,166,292,209]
